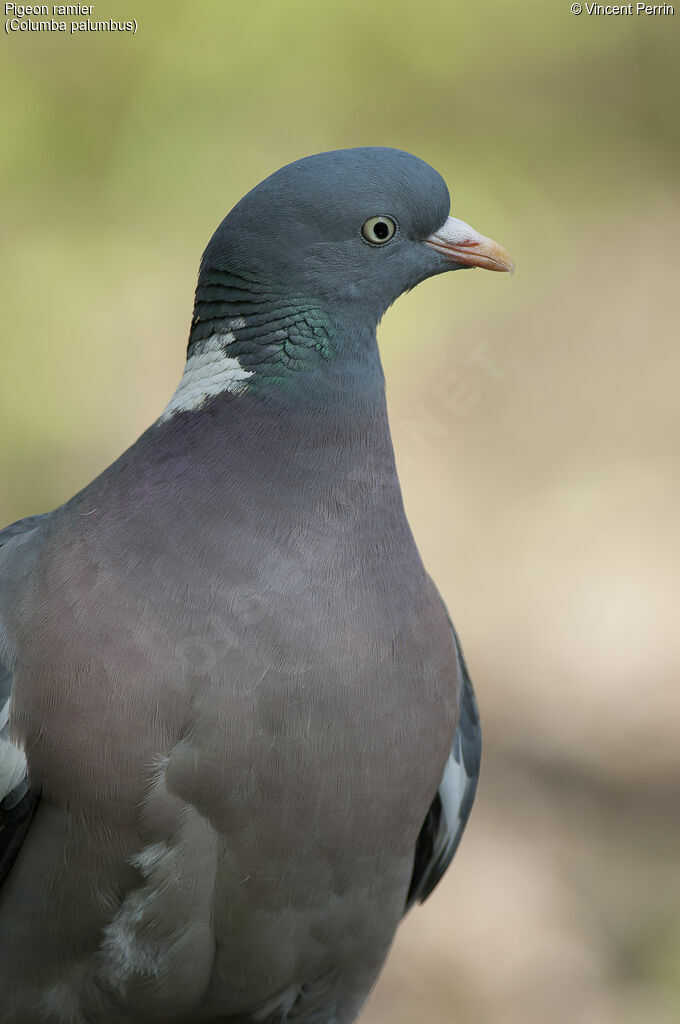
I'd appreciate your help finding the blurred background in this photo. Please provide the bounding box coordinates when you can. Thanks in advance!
[1,1,679,1021]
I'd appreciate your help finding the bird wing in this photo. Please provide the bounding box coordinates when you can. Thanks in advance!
[0,514,49,888]
[406,616,481,910]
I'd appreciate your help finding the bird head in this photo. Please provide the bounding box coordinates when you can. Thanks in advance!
[198,147,513,327]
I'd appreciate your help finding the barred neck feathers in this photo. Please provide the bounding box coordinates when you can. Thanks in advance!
[160,269,383,422]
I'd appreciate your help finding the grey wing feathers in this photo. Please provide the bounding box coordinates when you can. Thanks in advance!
[0,513,48,887]
[406,624,481,910]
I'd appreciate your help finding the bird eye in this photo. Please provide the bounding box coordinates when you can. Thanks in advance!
[361,216,397,245]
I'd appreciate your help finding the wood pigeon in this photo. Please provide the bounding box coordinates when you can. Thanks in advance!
[0,147,512,1023]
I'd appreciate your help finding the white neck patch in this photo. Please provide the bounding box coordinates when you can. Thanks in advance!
[159,323,253,422]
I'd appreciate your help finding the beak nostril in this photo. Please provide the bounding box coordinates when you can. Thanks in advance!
[425,216,514,274]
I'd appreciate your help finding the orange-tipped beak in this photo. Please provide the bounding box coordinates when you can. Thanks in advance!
[424,216,514,273]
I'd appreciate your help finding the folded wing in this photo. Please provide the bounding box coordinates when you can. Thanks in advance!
[0,514,49,888]
[406,621,481,910]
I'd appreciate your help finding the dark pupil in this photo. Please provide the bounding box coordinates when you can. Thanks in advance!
[373,220,390,240]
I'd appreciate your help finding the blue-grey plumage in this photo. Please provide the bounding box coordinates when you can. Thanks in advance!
[0,147,509,1023]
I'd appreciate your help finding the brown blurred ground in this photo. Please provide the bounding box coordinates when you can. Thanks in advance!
[1,2,679,1021]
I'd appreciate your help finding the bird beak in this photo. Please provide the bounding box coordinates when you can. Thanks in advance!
[424,216,514,273]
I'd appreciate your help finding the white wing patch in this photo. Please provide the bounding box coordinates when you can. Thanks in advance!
[434,730,473,865]
[159,323,253,422]
[0,697,27,801]
[406,623,481,909]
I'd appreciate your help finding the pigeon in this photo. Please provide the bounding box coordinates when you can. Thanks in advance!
[0,147,512,1024]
